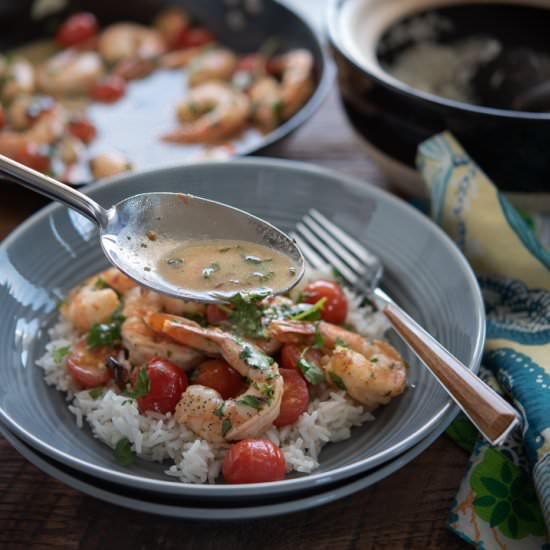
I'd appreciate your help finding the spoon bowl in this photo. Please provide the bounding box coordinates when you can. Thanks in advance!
[0,154,304,303]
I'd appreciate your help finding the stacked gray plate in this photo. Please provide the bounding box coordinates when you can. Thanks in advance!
[0,159,484,517]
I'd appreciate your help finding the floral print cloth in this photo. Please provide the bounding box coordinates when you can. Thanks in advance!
[416,132,550,549]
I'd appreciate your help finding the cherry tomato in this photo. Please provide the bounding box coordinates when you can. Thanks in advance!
[174,27,215,49]
[90,76,127,103]
[135,357,188,414]
[236,54,266,73]
[223,439,286,484]
[279,344,322,375]
[13,144,50,173]
[302,280,348,324]
[191,359,244,399]
[274,369,309,427]
[65,340,114,388]
[67,115,97,144]
[0,105,5,130]
[206,304,229,324]
[56,12,98,47]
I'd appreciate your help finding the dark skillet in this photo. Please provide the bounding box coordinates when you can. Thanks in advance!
[0,0,331,185]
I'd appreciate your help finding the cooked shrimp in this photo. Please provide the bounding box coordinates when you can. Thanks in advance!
[96,266,137,295]
[8,95,55,131]
[89,152,131,179]
[98,23,165,64]
[0,104,64,157]
[121,288,204,369]
[187,49,237,87]
[1,59,35,102]
[161,82,250,143]
[147,313,283,443]
[58,134,84,165]
[158,47,203,69]
[37,50,104,96]
[248,76,283,132]
[323,346,406,410]
[60,274,121,333]
[268,319,407,408]
[271,49,314,119]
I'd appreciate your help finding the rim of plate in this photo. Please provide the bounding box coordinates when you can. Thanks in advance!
[0,158,485,497]
[0,404,452,520]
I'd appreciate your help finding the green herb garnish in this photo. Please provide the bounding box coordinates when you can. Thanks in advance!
[261,384,274,403]
[335,338,351,349]
[202,262,220,279]
[329,371,347,391]
[52,345,71,364]
[370,357,378,363]
[237,395,263,410]
[214,402,225,417]
[219,247,232,253]
[167,258,183,266]
[257,271,275,283]
[125,367,151,399]
[89,386,104,399]
[227,291,269,339]
[94,277,108,289]
[289,297,326,321]
[87,307,126,349]
[113,437,134,466]
[314,324,324,349]
[331,267,345,285]
[222,417,232,437]
[238,341,274,370]
[297,349,324,385]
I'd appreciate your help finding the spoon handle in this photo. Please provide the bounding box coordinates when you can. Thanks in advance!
[382,302,520,446]
[0,154,109,227]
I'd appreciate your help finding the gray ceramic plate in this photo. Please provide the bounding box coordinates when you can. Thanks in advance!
[0,159,484,499]
[0,413,447,520]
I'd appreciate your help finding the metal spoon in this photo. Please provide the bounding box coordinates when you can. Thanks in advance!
[0,154,304,303]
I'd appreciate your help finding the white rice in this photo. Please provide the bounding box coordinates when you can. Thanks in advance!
[36,268,389,483]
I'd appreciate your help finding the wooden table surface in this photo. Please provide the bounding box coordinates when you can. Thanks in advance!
[0,88,470,549]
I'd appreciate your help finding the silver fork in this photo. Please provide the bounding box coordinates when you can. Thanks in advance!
[292,209,520,446]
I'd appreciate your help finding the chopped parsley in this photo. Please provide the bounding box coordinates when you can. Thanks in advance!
[237,395,263,410]
[256,271,275,283]
[94,277,108,289]
[297,349,324,385]
[329,371,347,391]
[88,386,104,399]
[335,338,350,349]
[222,417,232,437]
[125,367,150,399]
[331,267,345,286]
[202,263,220,279]
[167,258,183,266]
[314,324,325,348]
[86,307,125,349]
[214,402,225,417]
[370,357,378,363]
[219,247,232,253]
[227,291,269,339]
[113,437,134,466]
[52,345,71,364]
[238,341,274,370]
[289,297,326,321]
[261,384,274,403]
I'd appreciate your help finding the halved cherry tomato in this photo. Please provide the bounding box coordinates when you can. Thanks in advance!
[0,106,5,130]
[13,144,50,173]
[174,27,215,49]
[67,115,97,144]
[303,280,348,324]
[279,343,321,374]
[56,12,98,47]
[135,357,188,414]
[206,304,229,324]
[223,439,286,483]
[90,75,126,103]
[191,358,244,399]
[65,340,114,388]
[273,369,309,427]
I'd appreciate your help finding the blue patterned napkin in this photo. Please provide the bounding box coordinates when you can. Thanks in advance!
[416,132,550,549]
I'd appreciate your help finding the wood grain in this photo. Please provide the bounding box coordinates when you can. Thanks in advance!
[0,90,470,550]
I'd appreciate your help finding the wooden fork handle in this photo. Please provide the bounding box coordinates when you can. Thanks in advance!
[383,303,521,446]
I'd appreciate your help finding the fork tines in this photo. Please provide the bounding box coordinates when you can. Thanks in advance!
[292,209,382,291]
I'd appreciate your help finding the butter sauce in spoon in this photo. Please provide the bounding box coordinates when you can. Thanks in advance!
[0,154,304,303]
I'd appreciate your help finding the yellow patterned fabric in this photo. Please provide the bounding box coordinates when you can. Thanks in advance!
[417,132,550,549]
